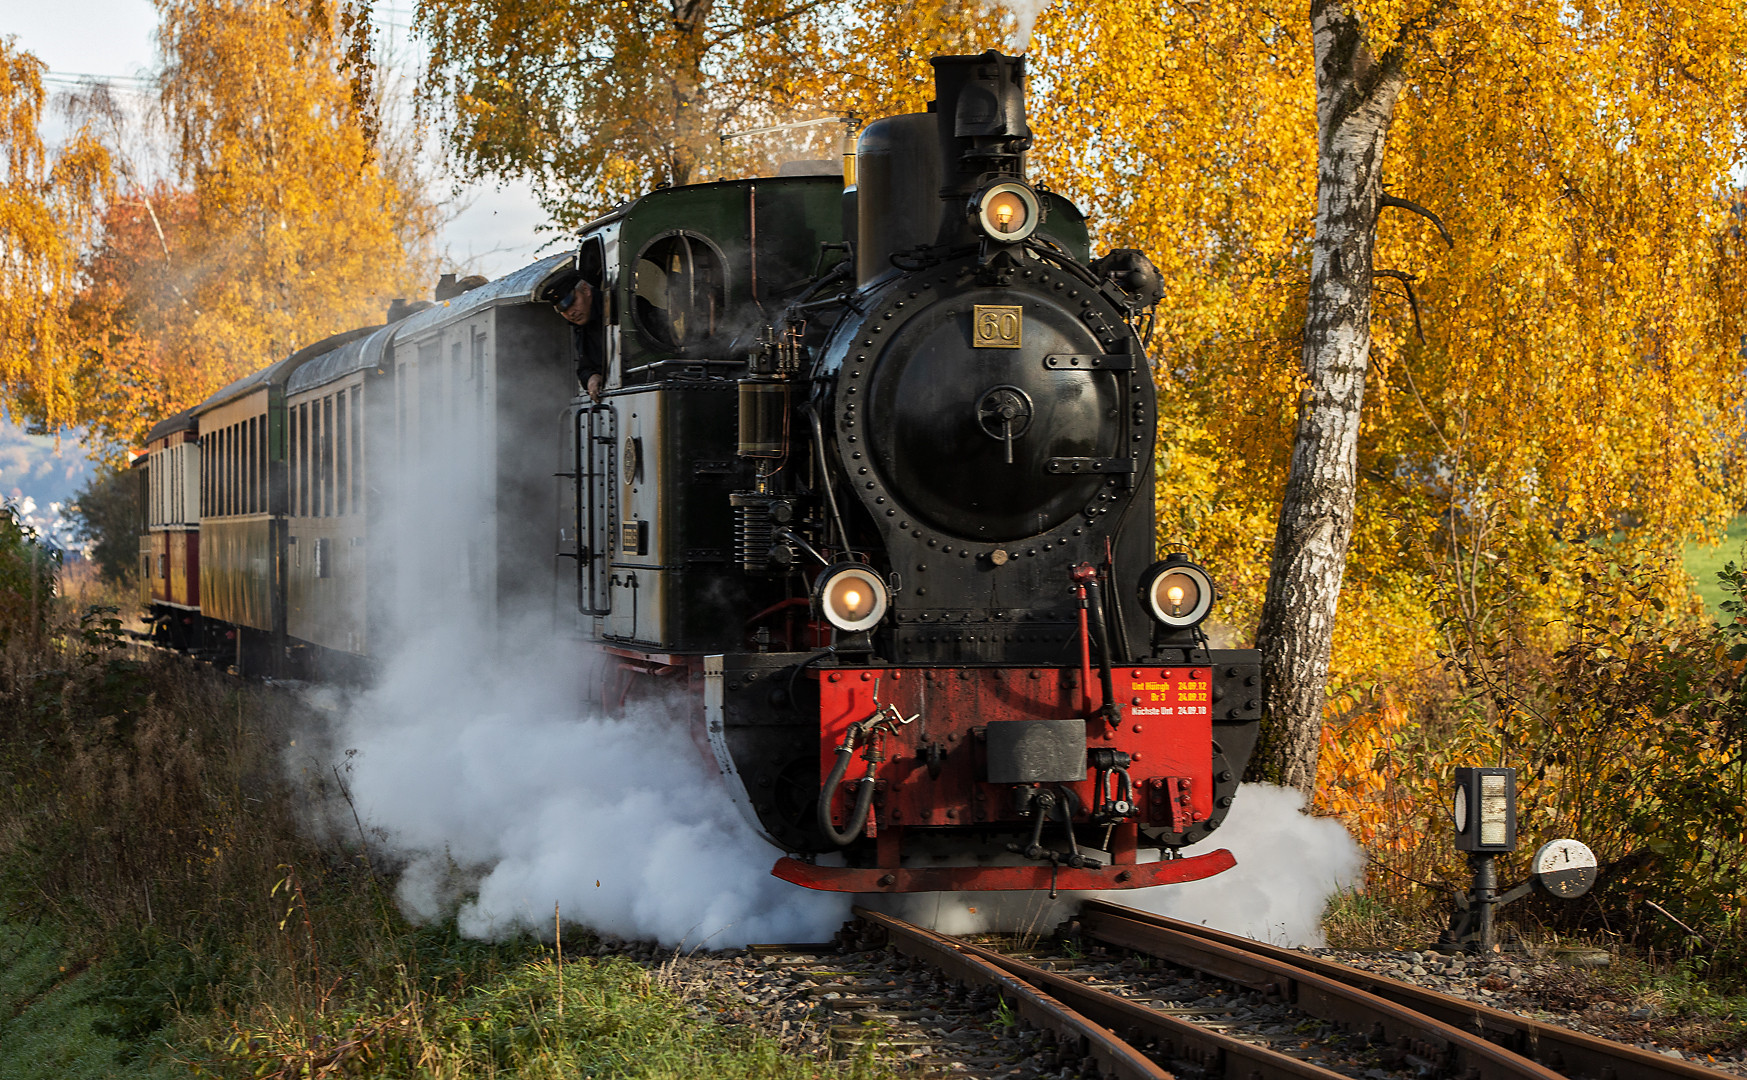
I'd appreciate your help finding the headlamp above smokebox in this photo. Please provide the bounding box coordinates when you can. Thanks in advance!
[973,182,1042,243]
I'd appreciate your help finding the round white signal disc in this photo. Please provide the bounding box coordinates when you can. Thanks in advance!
[1531,838,1598,898]
[1453,785,1468,834]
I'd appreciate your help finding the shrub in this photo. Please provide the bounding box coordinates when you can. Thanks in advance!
[0,502,57,645]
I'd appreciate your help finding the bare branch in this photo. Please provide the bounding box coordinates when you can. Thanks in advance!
[1378,193,1454,247]
[1373,268,1425,343]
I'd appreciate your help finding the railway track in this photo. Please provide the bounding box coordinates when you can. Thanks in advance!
[730,904,1735,1080]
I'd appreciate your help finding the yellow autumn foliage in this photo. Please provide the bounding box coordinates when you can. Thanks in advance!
[1016,0,1747,745]
[0,38,111,431]
[34,0,438,458]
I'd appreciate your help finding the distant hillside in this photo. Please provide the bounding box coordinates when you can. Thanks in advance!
[0,414,96,553]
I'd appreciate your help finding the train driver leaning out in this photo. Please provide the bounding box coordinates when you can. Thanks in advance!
[556,280,605,402]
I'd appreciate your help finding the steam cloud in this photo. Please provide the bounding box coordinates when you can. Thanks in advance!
[311,633,1360,948]
[309,624,853,947]
[992,0,1053,50]
[866,783,1365,947]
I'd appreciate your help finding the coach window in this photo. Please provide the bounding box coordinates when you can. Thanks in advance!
[230,424,239,516]
[224,426,233,516]
[256,414,265,513]
[242,414,253,510]
[233,424,241,515]
[336,391,348,516]
[289,413,299,518]
[322,395,334,517]
[244,417,254,513]
[314,398,324,516]
[308,403,319,517]
[303,403,314,517]
[259,415,268,512]
[221,422,232,513]
[234,424,243,515]
[632,232,724,351]
[289,405,299,517]
[349,385,362,512]
[243,418,251,514]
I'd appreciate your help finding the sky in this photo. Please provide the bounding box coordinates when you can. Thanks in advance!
[0,1,552,534]
[2,0,550,278]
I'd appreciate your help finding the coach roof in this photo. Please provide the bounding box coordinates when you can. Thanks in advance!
[286,324,397,397]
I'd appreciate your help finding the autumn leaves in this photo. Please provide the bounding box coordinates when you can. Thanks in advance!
[2,2,431,460]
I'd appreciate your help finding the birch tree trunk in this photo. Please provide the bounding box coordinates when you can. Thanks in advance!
[1248,2,1406,795]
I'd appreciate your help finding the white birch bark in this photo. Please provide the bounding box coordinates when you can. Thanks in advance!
[1249,2,1406,794]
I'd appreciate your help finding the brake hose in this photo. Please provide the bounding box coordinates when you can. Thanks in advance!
[817,728,878,846]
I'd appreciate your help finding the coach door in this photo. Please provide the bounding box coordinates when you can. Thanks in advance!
[575,402,615,616]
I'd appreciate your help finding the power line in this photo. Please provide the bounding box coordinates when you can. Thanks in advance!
[44,71,154,85]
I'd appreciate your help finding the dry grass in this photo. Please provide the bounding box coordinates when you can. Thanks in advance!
[0,594,890,1077]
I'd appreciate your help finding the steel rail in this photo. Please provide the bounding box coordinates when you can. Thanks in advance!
[855,907,1170,1080]
[957,936,1385,1080]
[859,907,1401,1080]
[1073,902,1569,1080]
[1081,900,1735,1080]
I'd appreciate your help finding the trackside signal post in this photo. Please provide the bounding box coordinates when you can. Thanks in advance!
[1441,767,1597,953]
[1449,767,1517,952]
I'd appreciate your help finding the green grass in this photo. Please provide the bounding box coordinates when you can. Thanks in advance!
[187,948,883,1079]
[0,918,179,1080]
[1684,513,1747,620]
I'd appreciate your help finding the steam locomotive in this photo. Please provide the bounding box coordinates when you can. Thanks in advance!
[136,51,1262,895]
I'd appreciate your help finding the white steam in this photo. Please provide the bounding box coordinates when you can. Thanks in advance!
[1104,784,1366,947]
[316,625,851,947]
[311,632,1357,948]
[863,784,1365,946]
[992,0,1053,50]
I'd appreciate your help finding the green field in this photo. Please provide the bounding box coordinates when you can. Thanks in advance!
[1684,513,1747,619]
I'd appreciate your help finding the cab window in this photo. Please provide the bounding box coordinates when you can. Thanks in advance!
[632,232,724,349]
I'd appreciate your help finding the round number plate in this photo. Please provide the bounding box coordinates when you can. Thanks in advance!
[1531,838,1598,898]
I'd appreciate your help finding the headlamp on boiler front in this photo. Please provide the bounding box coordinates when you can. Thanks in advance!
[814,563,889,633]
[1139,555,1213,629]
[972,182,1042,243]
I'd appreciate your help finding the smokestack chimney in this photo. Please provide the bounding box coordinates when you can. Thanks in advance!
[929,52,1031,196]
[852,51,1033,287]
